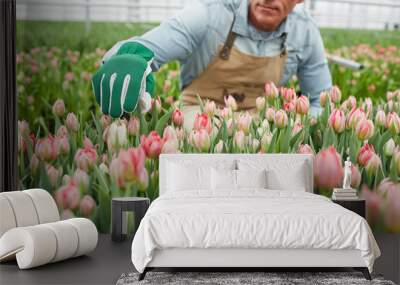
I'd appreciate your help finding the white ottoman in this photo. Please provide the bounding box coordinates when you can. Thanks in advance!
[0,189,98,269]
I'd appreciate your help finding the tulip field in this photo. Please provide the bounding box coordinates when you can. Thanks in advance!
[16,21,400,233]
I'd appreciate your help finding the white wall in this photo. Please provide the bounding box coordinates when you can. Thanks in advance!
[16,0,400,30]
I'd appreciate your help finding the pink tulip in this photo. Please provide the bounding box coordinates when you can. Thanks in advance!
[328,109,346,133]
[377,178,400,197]
[358,144,375,166]
[152,97,162,113]
[375,110,386,128]
[297,144,314,154]
[295,95,309,115]
[18,120,30,137]
[291,122,303,137]
[224,95,238,111]
[226,118,234,136]
[79,195,96,217]
[189,129,210,152]
[365,153,381,177]
[163,126,178,142]
[73,168,90,191]
[172,109,184,127]
[204,100,216,117]
[83,137,94,149]
[193,113,212,134]
[57,125,68,137]
[140,131,165,159]
[283,101,296,113]
[46,164,60,187]
[264,82,279,100]
[347,108,366,129]
[256,97,266,111]
[101,115,111,129]
[214,140,224,153]
[361,187,383,226]
[66,112,79,132]
[281,87,296,102]
[346,96,357,111]
[237,112,252,134]
[74,146,98,172]
[35,135,58,161]
[362,98,373,117]
[56,135,70,155]
[128,116,140,136]
[319,91,330,107]
[233,130,246,151]
[314,146,343,190]
[52,99,65,117]
[60,209,75,220]
[355,118,374,141]
[386,112,400,134]
[55,179,80,210]
[260,132,273,152]
[218,107,232,119]
[274,110,288,129]
[109,147,148,188]
[161,139,180,154]
[330,85,342,103]
[265,107,275,123]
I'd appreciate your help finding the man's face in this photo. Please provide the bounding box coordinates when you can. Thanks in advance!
[249,0,303,31]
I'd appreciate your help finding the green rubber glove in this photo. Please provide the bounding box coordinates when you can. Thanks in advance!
[91,42,155,118]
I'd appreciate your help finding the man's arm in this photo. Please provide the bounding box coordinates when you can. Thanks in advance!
[102,1,209,71]
[297,24,332,117]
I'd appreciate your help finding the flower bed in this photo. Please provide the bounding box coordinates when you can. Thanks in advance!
[18,78,400,233]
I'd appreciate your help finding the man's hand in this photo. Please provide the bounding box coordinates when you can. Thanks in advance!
[92,42,155,118]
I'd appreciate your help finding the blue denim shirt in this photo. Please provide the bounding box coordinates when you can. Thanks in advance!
[103,0,332,117]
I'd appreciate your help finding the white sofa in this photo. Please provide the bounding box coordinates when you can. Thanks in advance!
[0,189,98,269]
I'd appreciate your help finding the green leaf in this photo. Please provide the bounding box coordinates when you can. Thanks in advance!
[155,108,173,136]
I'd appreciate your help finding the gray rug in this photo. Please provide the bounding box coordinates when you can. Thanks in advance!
[116,271,396,285]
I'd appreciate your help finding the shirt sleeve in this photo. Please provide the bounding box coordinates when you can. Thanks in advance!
[102,1,209,71]
[297,23,332,117]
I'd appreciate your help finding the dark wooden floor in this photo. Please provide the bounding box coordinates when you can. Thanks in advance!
[0,234,134,285]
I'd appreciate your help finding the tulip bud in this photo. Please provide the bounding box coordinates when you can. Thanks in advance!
[383,139,396,156]
[74,147,98,172]
[264,82,279,100]
[281,87,296,102]
[101,115,111,129]
[320,91,330,107]
[297,144,314,154]
[347,108,366,129]
[256,97,266,112]
[128,116,140,136]
[189,129,210,152]
[295,95,309,115]
[365,153,381,177]
[52,99,65,117]
[107,120,128,150]
[265,107,275,123]
[386,112,400,134]
[73,168,90,191]
[99,162,109,174]
[214,140,224,153]
[79,195,96,217]
[358,144,375,166]
[274,110,288,129]
[66,112,79,132]
[172,109,184,127]
[56,136,70,155]
[375,110,386,128]
[261,132,273,152]
[218,107,232,119]
[204,100,216,117]
[330,86,342,104]
[328,109,346,133]
[314,146,343,189]
[224,95,238,111]
[355,119,374,141]
[226,118,234,137]
[237,112,252,134]
[350,165,362,189]
[141,131,165,158]
[233,130,246,151]
[18,120,30,137]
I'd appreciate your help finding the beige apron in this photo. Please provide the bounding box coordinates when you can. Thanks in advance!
[181,16,288,131]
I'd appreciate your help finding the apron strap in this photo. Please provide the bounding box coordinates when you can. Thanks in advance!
[219,15,237,60]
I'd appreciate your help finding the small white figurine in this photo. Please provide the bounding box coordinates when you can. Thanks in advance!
[343,157,352,189]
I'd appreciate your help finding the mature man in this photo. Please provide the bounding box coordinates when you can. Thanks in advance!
[92,0,332,130]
